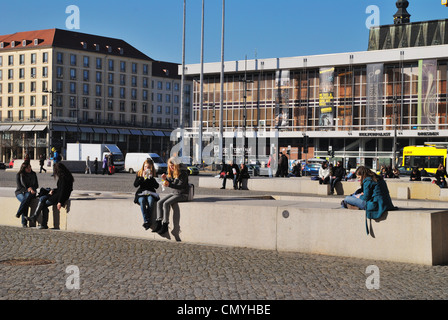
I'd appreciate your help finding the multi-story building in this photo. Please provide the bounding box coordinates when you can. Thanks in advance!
[0,28,191,162]
[182,8,448,170]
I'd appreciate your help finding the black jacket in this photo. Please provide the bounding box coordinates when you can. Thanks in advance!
[15,171,39,196]
[133,175,160,203]
[332,165,345,179]
[238,166,250,181]
[51,176,73,205]
[167,167,189,195]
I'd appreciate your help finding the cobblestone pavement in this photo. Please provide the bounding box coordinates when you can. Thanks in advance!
[1,225,448,301]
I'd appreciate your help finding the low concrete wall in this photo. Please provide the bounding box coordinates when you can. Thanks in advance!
[200,177,447,201]
[2,187,448,266]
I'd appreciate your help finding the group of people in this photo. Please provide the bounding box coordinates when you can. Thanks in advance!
[133,156,190,235]
[15,159,74,229]
[219,161,251,190]
[318,160,346,195]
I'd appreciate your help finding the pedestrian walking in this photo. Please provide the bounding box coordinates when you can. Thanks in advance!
[134,159,160,230]
[93,157,98,175]
[276,151,288,177]
[39,154,47,173]
[102,154,109,175]
[15,162,39,227]
[153,157,189,235]
[28,162,74,229]
[85,156,91,174]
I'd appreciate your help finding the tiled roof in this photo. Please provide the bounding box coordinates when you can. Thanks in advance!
[152,60,181,79]
[0,28,153,61]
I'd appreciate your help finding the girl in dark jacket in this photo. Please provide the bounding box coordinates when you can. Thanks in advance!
[28,162,74,229]
[435,164,448,188]
[134,159,160,230]
[153,157,189,235]
[15,162,39,227]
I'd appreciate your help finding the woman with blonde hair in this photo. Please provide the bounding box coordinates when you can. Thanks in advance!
[134,159,159,230]
[153,156,189,235]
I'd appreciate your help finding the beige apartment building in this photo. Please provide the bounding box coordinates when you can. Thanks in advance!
[0,28,191,163]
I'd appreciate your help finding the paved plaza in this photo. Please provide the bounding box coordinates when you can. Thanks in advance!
[2,170,448,302]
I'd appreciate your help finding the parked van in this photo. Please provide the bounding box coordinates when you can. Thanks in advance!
[125,153,167,174]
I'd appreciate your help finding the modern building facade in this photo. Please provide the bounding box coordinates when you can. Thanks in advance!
[0,28,191,162]
[182,16,448,170]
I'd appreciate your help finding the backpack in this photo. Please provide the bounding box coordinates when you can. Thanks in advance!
[188,183,194,201]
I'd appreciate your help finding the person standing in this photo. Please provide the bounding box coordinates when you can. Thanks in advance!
[134,159,160,230]
[102,154,109,175]
[330,161,345,195]
[39,154,47,173]
[153,157,189,235]
[85,156,91,174]
[15,162,39,227]
[231,161,240,190]
[28,162,74,229]
[93,157,98,175]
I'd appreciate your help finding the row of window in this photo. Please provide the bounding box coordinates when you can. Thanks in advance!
[0,52,49,66]
[56,52,149,75]
[0,67,48,80]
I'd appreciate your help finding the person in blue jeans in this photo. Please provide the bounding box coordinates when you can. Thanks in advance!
[15,162,39,227]
[28,162,74,229]
[133,159,159,230]
[342,166,397,214]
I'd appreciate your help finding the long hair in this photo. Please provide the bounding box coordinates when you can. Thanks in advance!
[437,163,445,171]
[137,158,156,177]
[167,157,181,179]
[18,162,32,175]
[355,166,379,185]
[53,162,74,183]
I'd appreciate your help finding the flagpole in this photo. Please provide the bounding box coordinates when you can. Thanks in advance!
[219,0,225,164]
[199,0,205,165]
[180,0,186,129]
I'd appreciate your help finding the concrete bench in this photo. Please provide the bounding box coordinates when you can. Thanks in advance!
[41,192,448,265]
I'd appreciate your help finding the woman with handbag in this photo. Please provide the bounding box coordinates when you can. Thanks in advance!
[28,162,74,229]
[134,159,160,230]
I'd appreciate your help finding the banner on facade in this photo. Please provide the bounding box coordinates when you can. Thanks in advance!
[366,63,384,128]
[418,59,438,127]
[274,70,290,128]
[319,67,335,127]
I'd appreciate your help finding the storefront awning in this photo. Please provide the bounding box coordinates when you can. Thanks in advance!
[106,128,119,134]
[8,125,23,131]
[65,126,79,132]
[32,125,47,131]
[118,129,131,135]
[53,125,67,132]
[163,131,172,137]
[79,127,94,133]
[0,125,11,131]
[20,125,35,131]
[130,129,142,135]
[141,130,153,136]
[93,128,107,133]
[152,131,164,137]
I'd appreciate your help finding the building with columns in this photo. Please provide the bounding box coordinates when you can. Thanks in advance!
[0,28,191,163]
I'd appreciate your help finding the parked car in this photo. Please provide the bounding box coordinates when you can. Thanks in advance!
[0,162,6,169]
[247,164,260,176]
[187,165,199,175]
[302,162,321,176]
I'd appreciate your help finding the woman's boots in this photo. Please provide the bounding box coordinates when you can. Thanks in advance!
[152,220,169,235]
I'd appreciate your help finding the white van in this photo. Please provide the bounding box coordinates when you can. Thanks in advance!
[125,153,167,174]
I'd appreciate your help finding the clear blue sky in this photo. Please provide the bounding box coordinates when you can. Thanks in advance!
[1,0,447,64]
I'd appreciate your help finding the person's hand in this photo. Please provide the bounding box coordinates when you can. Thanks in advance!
[163,180,169,187]
[57,203,62,210]
[161,173,167,180]
[49,189,54,195]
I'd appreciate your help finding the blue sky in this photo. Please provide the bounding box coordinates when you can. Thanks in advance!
[1,0,447,64]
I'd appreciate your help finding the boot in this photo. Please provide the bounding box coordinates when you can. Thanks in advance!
[27,200,45,224]
[158,222,169,235]
[152,220,162,233]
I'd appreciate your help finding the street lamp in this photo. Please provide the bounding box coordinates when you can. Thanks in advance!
[43,89,60,158]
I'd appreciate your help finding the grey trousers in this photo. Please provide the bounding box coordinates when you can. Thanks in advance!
[156,193,188,223]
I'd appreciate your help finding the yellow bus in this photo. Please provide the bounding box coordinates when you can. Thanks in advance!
[401,145,447,174]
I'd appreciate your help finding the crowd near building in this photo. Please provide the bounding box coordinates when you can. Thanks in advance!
[182,1,448,170]
[0,28,192,162]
